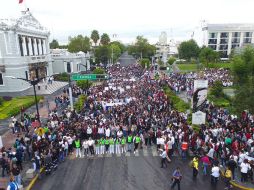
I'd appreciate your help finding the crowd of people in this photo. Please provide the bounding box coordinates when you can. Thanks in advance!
[0,63,253,190]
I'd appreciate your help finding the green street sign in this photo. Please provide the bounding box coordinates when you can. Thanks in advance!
[71,74,108,81]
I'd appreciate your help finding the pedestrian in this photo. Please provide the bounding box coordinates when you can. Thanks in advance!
[74,138,81,158]
[192,156,199,178]
[127,134,133,152]
[32,155,41,179]
[227,156,237,180]
[224,166,233,189]
[1,153,9,177]
[160,148,167,168]
[100,137,105,154]
[109,137,115,154]
[211,163,220,186]
[82,139,89,156]
[6,176,19,190]
[181,141,188,160]
[11,164,21,186]
[105,137,110,154]
[201,154,211,176]
[121,137,126,153]
[95,139,100,155]
[88,137,95,155]
[115,137,121,154]
[240,159,251,183]
[171,167,182,190]
[134,134,141,154]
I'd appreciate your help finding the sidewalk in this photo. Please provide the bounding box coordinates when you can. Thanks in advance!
[0,99,56,189]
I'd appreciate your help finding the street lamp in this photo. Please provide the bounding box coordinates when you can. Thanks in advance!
[5,75,42,121]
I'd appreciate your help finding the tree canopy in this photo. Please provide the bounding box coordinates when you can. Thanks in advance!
[109,43,121,63]
[68,35,91,53]
[50,39,59,49]
[100,33,110,45]
[128,36,156,59]
[199,47,219,66]
[232,46,254,114]
[178,40,200,60]
[95,45,111,64]
[91,30,100,46]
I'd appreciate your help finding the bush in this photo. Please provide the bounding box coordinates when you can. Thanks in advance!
[74,95,87,112]
[92,67,105,74]
[210,81,223,97]
[139,58,151,69]
[54,73,69,82]
[167,57,176,65]
[163,86,190,112]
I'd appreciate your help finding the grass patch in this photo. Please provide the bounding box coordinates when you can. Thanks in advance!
[163,86,190,112]
[208,93,231,108]
[0,96,43,120]
[177,64,198,72]
[207,62,233,70]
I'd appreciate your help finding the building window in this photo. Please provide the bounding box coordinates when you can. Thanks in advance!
[219,45,228,51]
[19,35,24,56]
[244,32,252,38]
[67,62,71,73]
[232,38,240,44]
[244,38,252,43]
[0,73,3,85]
[220,32,228,38]
[41,40,44,55]
[31,38,35,55]
[233,32,240,38]
[209,33,217,38]
[220,39,228,44]
[25,37,29,56]
[208,39,217,44]
[36,39,40,55]
[208,45,217,50]
[25,71,28,80]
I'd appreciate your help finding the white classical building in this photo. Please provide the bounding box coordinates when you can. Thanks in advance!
[0,10,52,92]
[51,49,90,74]
[202,23,254,58]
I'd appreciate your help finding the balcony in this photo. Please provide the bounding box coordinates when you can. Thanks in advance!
[25,54,51,64]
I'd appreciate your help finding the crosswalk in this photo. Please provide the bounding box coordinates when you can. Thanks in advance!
[69,147,160,160]
[26,81,68,95]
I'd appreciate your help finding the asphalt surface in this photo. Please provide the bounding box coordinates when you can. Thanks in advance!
[118,52,136,66]
[32,148,232,190]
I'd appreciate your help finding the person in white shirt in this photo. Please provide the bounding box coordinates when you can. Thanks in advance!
[88,138,95,155]
[87,126,92,139]
[105,127,111,138]
[240,159,251,182]
[82,140,89,156]
[211,164,220,186]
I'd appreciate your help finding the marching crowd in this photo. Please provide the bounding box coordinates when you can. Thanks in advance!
[0,63,254,190]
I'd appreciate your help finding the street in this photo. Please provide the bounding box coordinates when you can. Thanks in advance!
[32,147,231,190]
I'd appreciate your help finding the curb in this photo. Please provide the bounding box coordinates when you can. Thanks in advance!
[25,167,44,190]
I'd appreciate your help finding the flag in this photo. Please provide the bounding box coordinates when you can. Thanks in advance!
[19,0,24,4]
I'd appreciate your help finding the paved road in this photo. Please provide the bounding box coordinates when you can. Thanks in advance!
[32,148,232,190]
[118,52,136,66]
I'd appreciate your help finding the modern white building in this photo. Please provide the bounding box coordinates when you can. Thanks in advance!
[51,49,90,74]
[202,23,254,58]
[0,10,52,92]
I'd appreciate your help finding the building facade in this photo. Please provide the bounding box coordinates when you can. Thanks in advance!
[51,49,90,74]
[0,10,52,92]
[202,23,254,59]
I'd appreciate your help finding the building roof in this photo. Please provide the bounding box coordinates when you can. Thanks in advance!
[202,23,254,32]
[0,9,49,36]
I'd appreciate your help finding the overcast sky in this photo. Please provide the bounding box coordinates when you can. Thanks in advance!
[1,0,254,45]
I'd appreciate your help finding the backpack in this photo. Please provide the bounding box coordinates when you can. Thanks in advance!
[8,182,19,190]
[225,169,232,178]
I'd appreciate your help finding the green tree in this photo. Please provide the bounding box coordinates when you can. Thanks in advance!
[210,81,223,98]
[68,35,91,53]
[91,30,100,46]
[167,57,176,65]
[50,39,59,49]
[128,36,156,59]
[178,39,200,61]
[76,80,93,94]
[140,58,151,69]
[110,41,125,53]
[110,43,121,63]
[199,47,219,66]
[100,33,110,45]
[92,67,105,74]
[232,46,254,114]
[95,45,111,65]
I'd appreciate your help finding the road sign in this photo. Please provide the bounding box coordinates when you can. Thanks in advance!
[71,74,108,81]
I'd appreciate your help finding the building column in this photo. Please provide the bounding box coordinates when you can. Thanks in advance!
[43,39,47,54]
[227,32,232,56]
[22,36,27,56]
[216,32,220,51]
[240,32,244,47]
[33,38,38,55]
[38,39,42,55]
[251,33,254,44]
[41,39,44,55]
[28,37,33,56]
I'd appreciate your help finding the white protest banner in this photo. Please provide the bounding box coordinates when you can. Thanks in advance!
[0,136,3,148]
[126,86,131,89]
